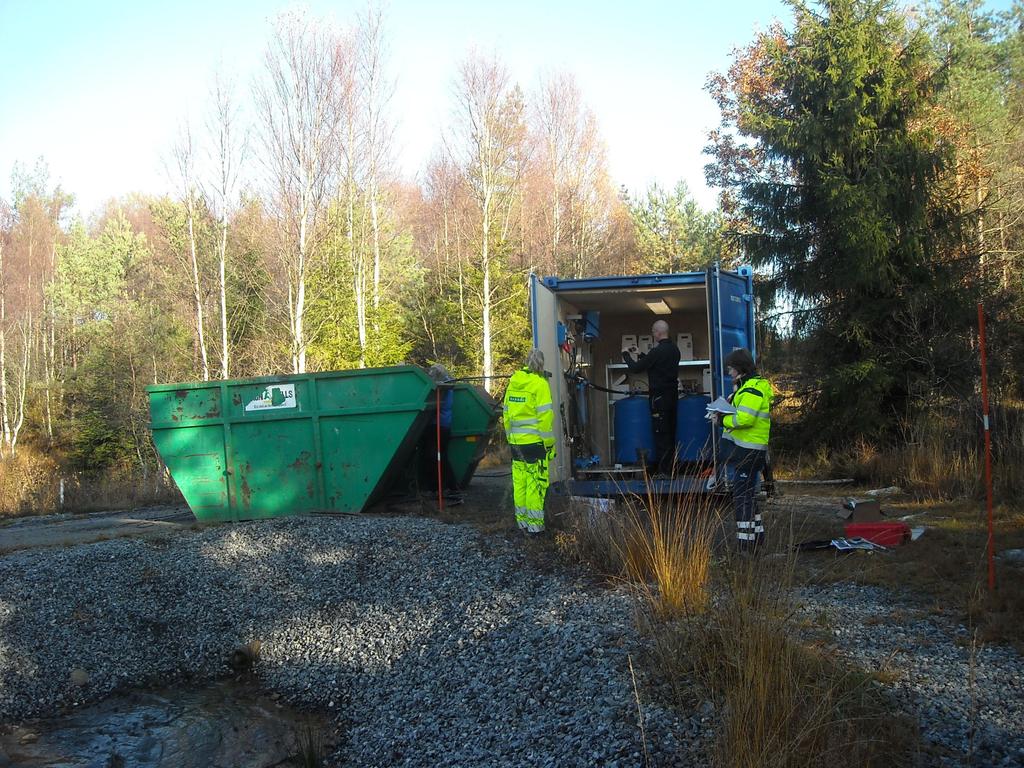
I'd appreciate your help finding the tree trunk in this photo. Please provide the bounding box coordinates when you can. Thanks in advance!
[998,208,1009,290]
[481,192,493,393]
[455,204,466,330]
[43,239,56,441]
[43,318,52,441]
[976,182,985,274]
[348,166,367,369]
[294,205,308,374]
[187,195,210,380]
[370,188,381,330]
[458,257,466,330]
[0,241,8,457]
[219,219,229,379]
[9,318,32,457]
[551,142,561,265]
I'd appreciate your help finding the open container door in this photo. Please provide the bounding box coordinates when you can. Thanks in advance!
[707,264,756,394]
[707,264,757,484]
[530,273,567,484]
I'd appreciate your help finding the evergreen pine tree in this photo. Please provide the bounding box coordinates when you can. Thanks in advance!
[707,0,973,443]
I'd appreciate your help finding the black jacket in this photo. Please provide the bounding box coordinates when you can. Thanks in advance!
[623,338,681,395]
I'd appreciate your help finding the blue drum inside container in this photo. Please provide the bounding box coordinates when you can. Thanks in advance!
[613,396,655,465]
[676,395,711,461]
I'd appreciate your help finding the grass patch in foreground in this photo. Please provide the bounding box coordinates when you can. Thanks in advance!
[561,487,919,767]
[682,556,917,767]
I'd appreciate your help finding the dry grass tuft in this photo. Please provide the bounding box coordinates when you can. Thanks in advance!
[642,553,918,767]
[617,489,719,618]
[776,399,1024,502]
[694,556,916,767]
[0,445,181,517]
[297,725,326,768]
[0,446,61,516]
[556,488,719,619]
[555,497,633,576]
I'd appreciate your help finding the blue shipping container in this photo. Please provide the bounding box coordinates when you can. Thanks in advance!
[529,265,756,497]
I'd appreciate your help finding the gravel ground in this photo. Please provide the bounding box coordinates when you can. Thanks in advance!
[2,508,1023,767]
[0,515,701,767]
[795,583,1024,768]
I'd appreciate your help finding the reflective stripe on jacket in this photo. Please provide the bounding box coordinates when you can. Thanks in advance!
[722,376,772,451]
[503,369,555,450]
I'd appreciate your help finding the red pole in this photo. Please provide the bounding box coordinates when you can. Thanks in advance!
[978,303,995,592]
[436,388,444,511]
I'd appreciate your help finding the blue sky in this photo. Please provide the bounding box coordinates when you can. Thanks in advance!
[0,0,1012,217]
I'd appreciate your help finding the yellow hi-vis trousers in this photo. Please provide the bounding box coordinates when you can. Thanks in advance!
[510,442,549,533]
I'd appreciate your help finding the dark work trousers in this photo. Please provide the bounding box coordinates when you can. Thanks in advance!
[649,388,678,474]
[728,446,767,550]
[420,425,458,493]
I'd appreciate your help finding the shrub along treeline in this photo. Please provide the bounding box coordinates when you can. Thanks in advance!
[2,0,1023,513]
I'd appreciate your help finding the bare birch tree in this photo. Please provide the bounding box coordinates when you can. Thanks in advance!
[535,72,579,268]
[206,70,247,380]
[172,124,210,380]
[6,317,31,457]
[43,237,56,441]
[256,10,343,374]
[1,168,68,458]
[334,28,366,365]
[449,53,525,390]
[533,71,619,277]
[0,202,10,457]
[356,5,396,328]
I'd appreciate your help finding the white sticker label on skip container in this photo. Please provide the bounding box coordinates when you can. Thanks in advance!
[245,383,297,411]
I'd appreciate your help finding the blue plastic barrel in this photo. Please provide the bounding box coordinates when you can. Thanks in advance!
[676,395,711,461]
[613,396,655,465]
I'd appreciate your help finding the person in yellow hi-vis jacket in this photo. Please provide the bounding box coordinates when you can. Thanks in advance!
[716,348,773,552]
[503,348,555,534]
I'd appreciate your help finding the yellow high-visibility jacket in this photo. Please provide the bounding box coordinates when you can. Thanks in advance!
[722,376,773,451]
[503,369,555,451]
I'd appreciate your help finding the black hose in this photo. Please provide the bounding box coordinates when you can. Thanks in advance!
[567,374,644,396]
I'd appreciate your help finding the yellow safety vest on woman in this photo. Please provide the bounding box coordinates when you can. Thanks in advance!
[722,376,772,451]
[503,368,555,533]
[503,369,555,449]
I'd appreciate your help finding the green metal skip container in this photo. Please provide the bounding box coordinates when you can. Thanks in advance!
[148,366,440,522]
[446,384,500,487]
[409,383,501,493]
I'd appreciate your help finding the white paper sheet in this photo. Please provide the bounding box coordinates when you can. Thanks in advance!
[705,396,736,415]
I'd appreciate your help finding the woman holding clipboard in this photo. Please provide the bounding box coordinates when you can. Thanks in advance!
[712,348,774,552]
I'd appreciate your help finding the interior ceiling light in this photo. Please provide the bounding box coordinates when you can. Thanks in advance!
[645,299,671,315]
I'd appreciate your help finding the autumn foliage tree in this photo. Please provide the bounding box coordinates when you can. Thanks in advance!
[528,72,627,278]
[922,0,1024,396]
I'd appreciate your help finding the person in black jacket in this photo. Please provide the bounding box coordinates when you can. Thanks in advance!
[622,319,681,475]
